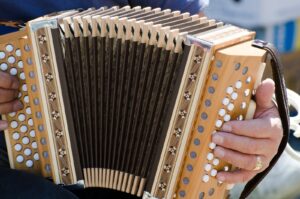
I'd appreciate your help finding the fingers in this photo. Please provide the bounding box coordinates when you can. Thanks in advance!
[214,146,268,171]
[0,71,19,89]
[0,100,23,114]
[255,78,275,110]
[0,88,18,103]
[221,118,281,139]
[0,120,8,131]
[217,169,257,184]
[212,132,274,155]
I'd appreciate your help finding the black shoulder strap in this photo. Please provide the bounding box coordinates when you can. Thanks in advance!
[240,40,290,199]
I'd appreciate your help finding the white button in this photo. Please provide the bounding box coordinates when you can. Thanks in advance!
[215,120,222,128]
[0,63,8,71]
[231,92,238,100]
[224,114,231,122]
[20,125,28,133]
[224,166,229,171]
[202,175,210,183]
[33,153,39,160]
[29,130,35,137]
[10,121,18,129]
[9,112,16,117]
[227,103,234,111]
[20,72,25,80]
[28,119,33,126]
[0,51,5,59]
[22,84,27,92]
[24,148,32,156]
[16,155,24,163]
[204,164,212,172]
[209,142,216,150]
[244,89,250,97]
[26,107,32,115]
[6,44,14,52]
[18,92,22,98]
[14,144,22,151]
[24,96,29,104]
[226,86,233,94]
[241,102,247,109]
[12,132,20,140]
[222,98,230,106]
[235,81,242,89]
[211,169,218,177]
[7,56,16,64]
[18,114,26,122]
[18,61,23,68]
[246,76,252,84]
[26,160,33,168]
[16,49,21,57]
[213,158,220,166]
[207,152,214,161]
[32,141,37,149]
[22,136,30,144]
[218,109,226,117]
[10,68,18,75]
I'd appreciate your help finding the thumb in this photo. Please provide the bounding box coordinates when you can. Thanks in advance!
[255,78,275,110]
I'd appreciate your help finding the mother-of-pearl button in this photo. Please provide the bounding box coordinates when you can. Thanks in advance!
[224,166,229,171]
[209,142,216,150]
[222,98,230,106]
[5,44,14,52]
[202,175,210,183]
[235,81,242,89]
[0,63,8,71]
[16,155,24,163]
[10,68,17,75]
[29,130,35,137]
[22,136,30,144]
[33,153,39,160]
[207,153,214,161]
[18,61,23,68]
[12,132,20,140]
[210,169,218,177]
[215,120,222,128]
[28,119,33,126]
[26,107,32,115]
[231,92,238,100]
[10,121,18,129]
[20,72,25,80]
[244,89,250,97]
[9,112,16,117]
[24,148,32,156]
[246,76,252,84]
[26,160,33,167]
[213,158,220,166]
[22,84,27,92]
[16,49,21,57]
[227,103,234,111]
[226,86,233,94]
[205,163,212,172]
[218,109,226,117]
[20,125,28,133]
[241,102,247,109]
[14,144,22,151]
[8,56,16,64]
[31,142,37,149]
[224,114,231,122]
[18,114,26,122]
[24,96,29,104]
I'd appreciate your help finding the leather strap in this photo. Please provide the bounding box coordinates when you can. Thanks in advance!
[0,19,24,28]
[240,40,290,199]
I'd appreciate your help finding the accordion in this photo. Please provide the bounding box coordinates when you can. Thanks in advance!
[0,6,289,199]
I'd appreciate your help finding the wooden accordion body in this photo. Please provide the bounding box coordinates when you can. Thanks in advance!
[0,6,267,199]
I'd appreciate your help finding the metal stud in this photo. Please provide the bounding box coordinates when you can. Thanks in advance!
[179,110,187,119]
[51,111,60,120]
[168,146,177,155]
[55,129,63,138]
[183,91,192,101]
[188,73,197,82]
[193,55,202,63]
[158,182,167,192]
[42,54,49,63]
[45,73,53,82]
[58,148,67,157]
[174,128,182,138]
[61,167,70,176]
[38,35,47,44]
[48,92,57,101]
[163,164,172,173]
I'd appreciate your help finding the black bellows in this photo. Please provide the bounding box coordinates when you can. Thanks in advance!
[61,28,187,188]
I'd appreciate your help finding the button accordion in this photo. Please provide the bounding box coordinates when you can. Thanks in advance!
[0,6,273,199]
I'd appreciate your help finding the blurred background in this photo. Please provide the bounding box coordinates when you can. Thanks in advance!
[204,1,300,198]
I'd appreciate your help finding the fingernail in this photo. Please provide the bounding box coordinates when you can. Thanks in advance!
[212,134,224,144]
[222,124,232,132]
[13,101,23,111]
[217,175,225,182]
[12,80,20,89]
[214,147,225,158]
[0,121,8,130]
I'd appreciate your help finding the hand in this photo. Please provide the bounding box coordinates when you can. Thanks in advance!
[0,71,23,131]
[212,78,283,184]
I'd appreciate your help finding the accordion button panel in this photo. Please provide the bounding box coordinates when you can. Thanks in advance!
[175,41,267,199]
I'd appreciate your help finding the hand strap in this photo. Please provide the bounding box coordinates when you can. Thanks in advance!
[240,40,290,199]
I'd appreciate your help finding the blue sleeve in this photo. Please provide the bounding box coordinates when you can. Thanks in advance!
[133,0,209,15]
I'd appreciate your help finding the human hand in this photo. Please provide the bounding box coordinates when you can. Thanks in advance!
[0,71,23,130]
[212,78,283,184]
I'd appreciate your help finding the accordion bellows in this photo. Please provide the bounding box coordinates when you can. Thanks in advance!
[0,6,267,199]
